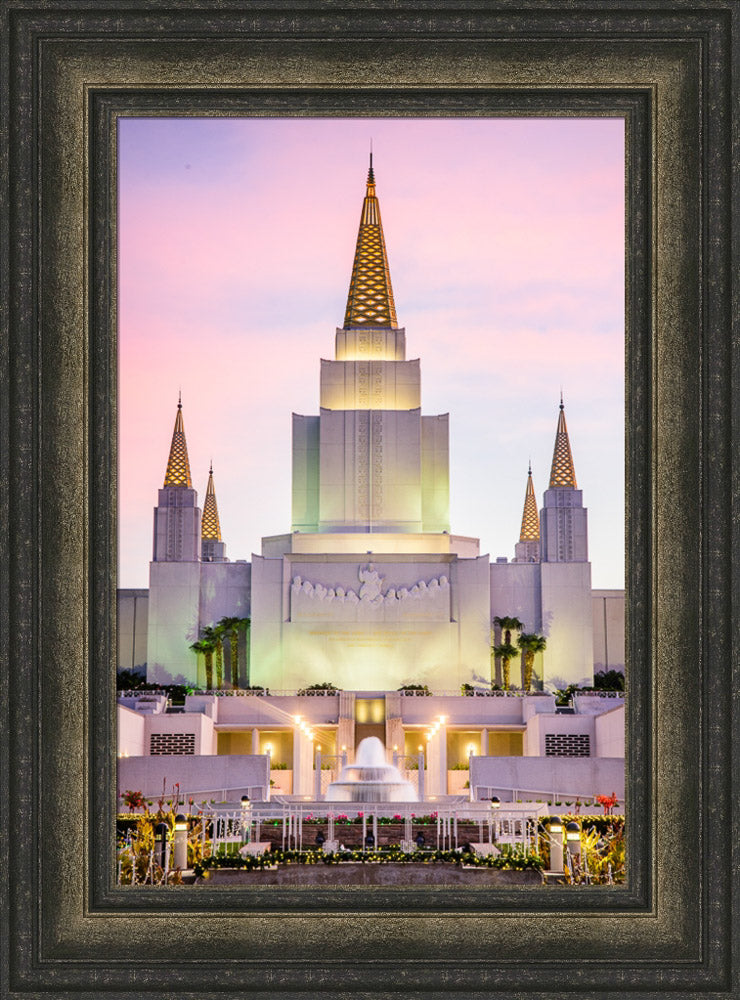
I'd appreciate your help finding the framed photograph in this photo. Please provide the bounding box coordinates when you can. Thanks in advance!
[3,2,736,997]
[115,113,626,888]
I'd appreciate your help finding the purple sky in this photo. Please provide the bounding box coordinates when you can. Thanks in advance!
[118,117,624,590]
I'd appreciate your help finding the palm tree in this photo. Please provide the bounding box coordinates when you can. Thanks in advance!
[493,615,524,646]
[199,625,219,690]
[217,616,250,689]
[189,636,214,690]
[517,632,547,692]
[492,616,524,688]
[492,642,520,691]
[211,622,226,690]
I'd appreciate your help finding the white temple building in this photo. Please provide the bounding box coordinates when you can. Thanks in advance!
[117,159,625,805]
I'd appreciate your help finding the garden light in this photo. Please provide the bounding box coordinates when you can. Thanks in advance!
[547,816,564,874]
[240,795,252,845]
[154,821,168,870]
[566,821,581,858]
[173,814,188,870]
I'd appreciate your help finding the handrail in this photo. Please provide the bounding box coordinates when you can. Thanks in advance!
[473,784,609,806]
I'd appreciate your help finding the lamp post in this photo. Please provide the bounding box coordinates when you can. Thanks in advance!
[547,816,564,874]
[416,744,425,801]
[154,821,168,871]
[240,795,252,846]
[565,820,581,881]
[173,814,188,871]
[490,796,500,846]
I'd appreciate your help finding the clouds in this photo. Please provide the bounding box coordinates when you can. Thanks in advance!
[119,117,624,589]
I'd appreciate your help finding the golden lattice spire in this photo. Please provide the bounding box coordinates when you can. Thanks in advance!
[343,154,398,328]
[548,396,578,488]
[519,463,540,541]
[201,463,222,540]
[163,395,193,488]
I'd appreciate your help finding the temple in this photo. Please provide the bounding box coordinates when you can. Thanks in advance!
[118,160,625,804]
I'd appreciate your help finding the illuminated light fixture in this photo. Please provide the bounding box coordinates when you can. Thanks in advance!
[393,744,398,751]
[566,821,581,856]
[438,716,446,724]
[467,743,475,757]
[294,715,301,723]
[341,745,347,751]
[264,743,272,755]
[417,745,423,752]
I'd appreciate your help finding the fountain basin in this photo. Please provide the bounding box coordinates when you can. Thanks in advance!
[325,737,418,802]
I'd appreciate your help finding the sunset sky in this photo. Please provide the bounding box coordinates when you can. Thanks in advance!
[118,117,625,590]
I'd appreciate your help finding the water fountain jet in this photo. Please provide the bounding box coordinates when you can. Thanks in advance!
[325,736,418,802]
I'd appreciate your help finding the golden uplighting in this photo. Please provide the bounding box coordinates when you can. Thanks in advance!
[163,399,193,488]
[549,400,578,488]
[201,464,222,540]
[343,161,398,329]
[519,464,540,541]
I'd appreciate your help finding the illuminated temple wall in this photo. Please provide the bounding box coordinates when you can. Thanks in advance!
[292,325,450,536]
[249,551,491,691]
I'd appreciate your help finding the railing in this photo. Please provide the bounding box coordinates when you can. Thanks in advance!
[187,688,339,697]
[400,689,550,698]
[473,785,604,808]
[121,687,556,700]
[202,800,543,854]
[573,691,624,699]
[174,784,268,803]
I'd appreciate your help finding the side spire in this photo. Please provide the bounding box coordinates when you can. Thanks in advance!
[343,156,398,328]
[163,397,193,488]
[519,463,540,541]
[201,463,222,541]
[548,398,578,488]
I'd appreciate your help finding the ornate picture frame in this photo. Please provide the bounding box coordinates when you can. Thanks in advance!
[2,2,737,997]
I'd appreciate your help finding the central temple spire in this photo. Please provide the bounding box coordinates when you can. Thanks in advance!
[343,157,398,329]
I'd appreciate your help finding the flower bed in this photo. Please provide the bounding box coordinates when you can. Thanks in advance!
[193,845,544,879]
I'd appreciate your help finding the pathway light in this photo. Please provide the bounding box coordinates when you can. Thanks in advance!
[173,814,188,870]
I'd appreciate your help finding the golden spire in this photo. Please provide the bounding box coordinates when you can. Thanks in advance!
[343,154,398,328]
[548,396,578,488]
[163,395,193,488]
[201,463,222,541]
[519,463,540,541]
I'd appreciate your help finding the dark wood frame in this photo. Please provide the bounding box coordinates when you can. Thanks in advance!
[2,2,737,997]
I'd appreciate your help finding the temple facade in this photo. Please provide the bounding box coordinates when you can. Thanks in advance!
[129,160,624,695]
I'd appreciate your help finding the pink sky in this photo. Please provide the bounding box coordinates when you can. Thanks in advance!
[118,117,624,589]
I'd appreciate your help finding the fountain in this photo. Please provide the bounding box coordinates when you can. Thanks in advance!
[325,736,418,802]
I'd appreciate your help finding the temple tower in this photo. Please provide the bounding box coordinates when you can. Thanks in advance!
[201,464,226,562]
[538,398,593,686]
[152,397,201,562]
[513,464,541,563]
[539,398,588,563]
[291,157,450,535]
